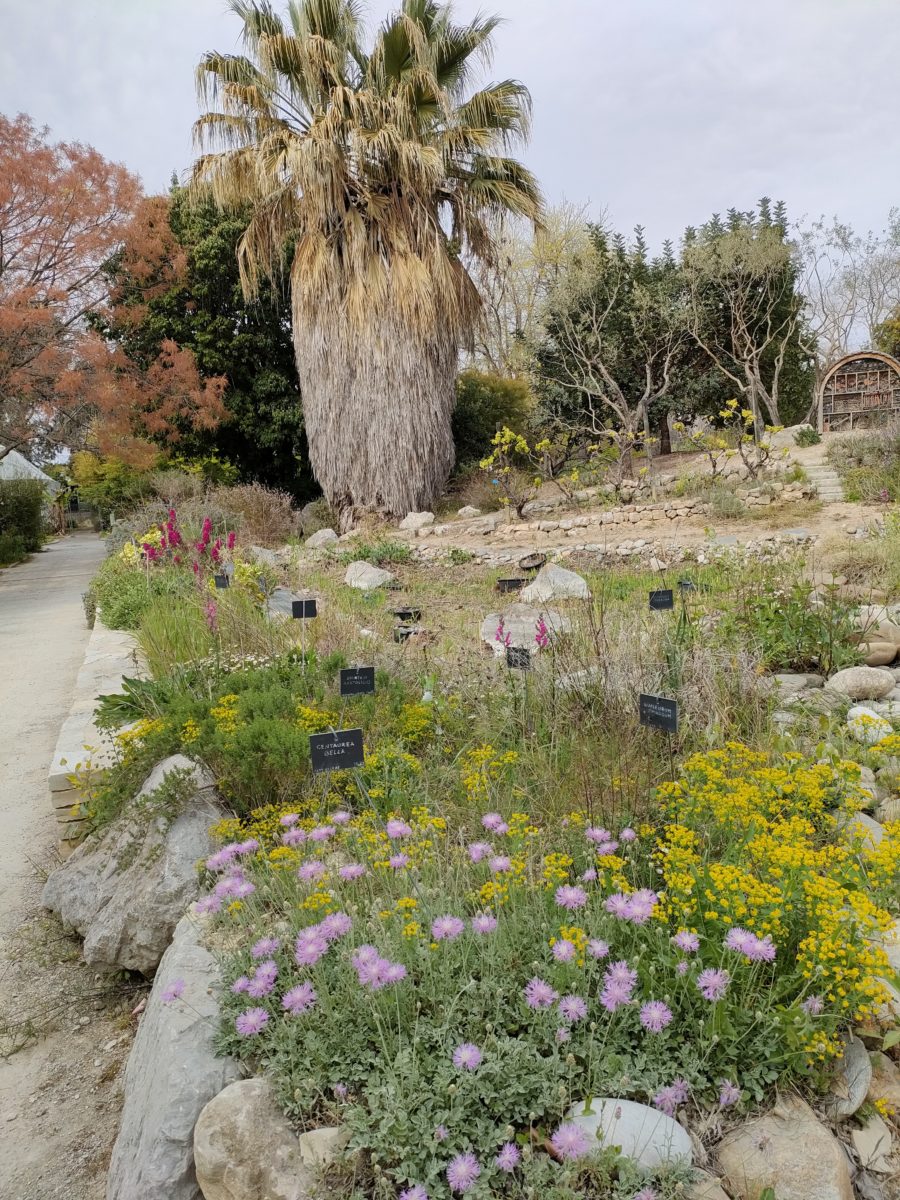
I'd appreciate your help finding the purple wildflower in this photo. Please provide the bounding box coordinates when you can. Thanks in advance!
[495,1143,520,1172]
[489,855,511,873]
[446,1152,480,1193]
[524,977,558,1009]
[235,839,260,856]
[633,1189,657,1200]
[556,1026,571,1043]
[298,860,326,882]
[718,1080,741,1107]
[471,913,498,934]
[194,895,222,915]
[673,930,700,954]
[676,960,689,976]
[585,826,612,844]
[431,915,465,941]
[801,994,824,1016]
[594,840,620,856]
[205,846,238,871]
[282,828,307,846]
[587,938,609,960]
[233,880,255,899]
[279,813,299,826]
[251,937,280,959]
[604,893,632,919]
[620,827,637,842]
[551,1122,592,1160]
[161,979,185,1004]
[389,853,410,869]
[697,968,730,1001]
[467,841,492,863]
[434,1125,449,1142]
[552,939,577,963]
[294,931,329,967]
[330,810,351,825]
[581,867,598,882]
[399,1187,429,1200]
[386,819,412,838]
[600,961,637,1012]
[231,975,250,994]
[555,884,588,910]
[235,1007,269,1036]
[653,1078,689,1117]
[725,927,777,963]
[309,824,336,842]
[320,912,352,941]
[452,1042,483,1070]
[639,1000,673,1033]
[338,863,366,881]
[282,982,317,1014]
[482,811,506,832]
[535,616,550,649]
[558,995,588,1023]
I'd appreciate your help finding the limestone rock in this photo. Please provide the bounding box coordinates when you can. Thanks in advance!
[521,562,590,603]
[868,1051,900,1113]
[686,1170,732,1200]
[851,1114,894,1175]
[716,1096,853,1200]
[480,603,571,652]
[398,511,435,531]
[863,641,899,667]
[194,1078,312,1200]
[457,505,482,518]
[824,1035,872,1118]
[297,1125,351,1169]
[773,672,824,694]
[846,705,893,745]
[876,796,900,823]
[305,528,338,549]
[42,756,219,975]
[841,810,885,848]
[107,917,240,1200]
[344,561,395,591]
[825,666,896,701]
[566,1098,692,1169]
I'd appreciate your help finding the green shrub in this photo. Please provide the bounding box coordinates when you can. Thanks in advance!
[793,426,821,447]
[828,425,900,501]
[452,369,533,465]
[0,530,27,566]
[704,485,745,520]
[90,555,195,630]
[0,478,46,551]
[338,538,412,566]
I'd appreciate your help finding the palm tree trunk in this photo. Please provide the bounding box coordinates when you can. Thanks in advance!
[293,299,458,530]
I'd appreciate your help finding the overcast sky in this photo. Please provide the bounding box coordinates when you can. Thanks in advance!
[1,0,898,244]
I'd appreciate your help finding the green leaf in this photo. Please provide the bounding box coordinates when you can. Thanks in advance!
[883,1029,900,1051]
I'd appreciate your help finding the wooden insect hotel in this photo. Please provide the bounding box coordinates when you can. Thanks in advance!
[818,350,900,431]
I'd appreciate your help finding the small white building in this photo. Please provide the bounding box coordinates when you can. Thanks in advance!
[0,448,61,496]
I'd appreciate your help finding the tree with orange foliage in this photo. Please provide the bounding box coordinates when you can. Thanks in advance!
[0,114,226,464]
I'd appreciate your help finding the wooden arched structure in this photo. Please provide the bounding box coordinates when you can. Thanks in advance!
[818,350,900,431]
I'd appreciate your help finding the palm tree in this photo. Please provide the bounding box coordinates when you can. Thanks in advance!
[192,0,542,528]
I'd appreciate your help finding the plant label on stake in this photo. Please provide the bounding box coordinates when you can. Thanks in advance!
[649,589,674,611]
[506,645,532,671]
[309,729,364,772]
[639,693,679,733]
[291,598,317,619]
[340,666,375,696]
[213,573,230,590]
[496,578,526,594]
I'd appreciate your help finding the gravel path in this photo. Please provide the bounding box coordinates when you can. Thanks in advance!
[0,533,131,1200]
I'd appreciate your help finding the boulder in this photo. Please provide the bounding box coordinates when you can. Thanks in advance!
[305,528,338,549]
[825,666,896,701]
[42,756,219,975]
[716,1096,853,1200]
[773,672,824,694]
[876,796,900,823]
[686,1171,732,1200]
[298,1125,351,1169]
[521,563,590,603]
[841,810,885,848]
[851,1114,894,1175]
[862,641,899,667]
[566,1098,692,1169]
[194,1078,312,1200]
[344,561,395,591]
[457,505,482,518]
[107,917,240,1200]
[867,1051,900,1113]
[824,1035,872,1118]
[480,603,571,653]
[846,705,893,745]
[398,511,435,531]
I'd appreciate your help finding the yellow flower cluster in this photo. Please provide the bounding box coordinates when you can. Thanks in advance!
[119,527,163,566]
[460,746,519,807]
[210,694,241,734]
[296,704,337,734]
[115,717,165,753]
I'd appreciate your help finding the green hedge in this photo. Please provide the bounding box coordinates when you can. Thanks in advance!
[0,478,47,558]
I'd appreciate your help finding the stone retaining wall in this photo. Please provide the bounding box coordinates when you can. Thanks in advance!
[48,617,140,852]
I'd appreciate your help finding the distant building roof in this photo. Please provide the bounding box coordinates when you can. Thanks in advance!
[0,448,61,494]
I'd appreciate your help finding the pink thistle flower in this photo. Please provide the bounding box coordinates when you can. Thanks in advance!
[309,825,335,842]
[587,938,609,960]
[233,880,255,899]
[231,975,250,994]
[676,960,689,976]
[559,995,588,1023]
[235,1007,269,1036]
[280,813,300,826]
[195,895,222,915]
[433,1125,448,1142]
[251,937,280,959]
[723,927,754,954]
[247,973,276,999]
[452,1042,483,1070]
[718,1080,741,1107]
[482,812,506,832]
[697,968,729,1001]
[555,884,588,910]
[161,978,185,1004]
[389,853,410,869]
[673,930,699,953]
[386,819,412,838]
[604,893,632,919]
[556,1026,571,1043]
[282,982,317,1015]
[633,1189,657,1200]
[294,932,329,967]
[619,827,637,842]
[282,828,307,846]
[339,863,366,881]
[320,912,352,941]
[235,840,260,856]
[551,1122,592,1160]
[467,841,492,863]
[552,939,577,963]
[471,913,498,934]
[524,977,558,1009]
[639,1000,673,1033]
[585,826,612,844]
[298,860,326,882]
[495,1143,520,1172]
[431,915,465,941]
[330,810,351,825]
[206,845,239,871]
[400,1187,429,1200]
[488,855,511,873]
[446,1152,480,1193]
[581,867,597,882]
[801,994,824,1016]
[600,979,634,1012]
[653,1078,689,1117]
